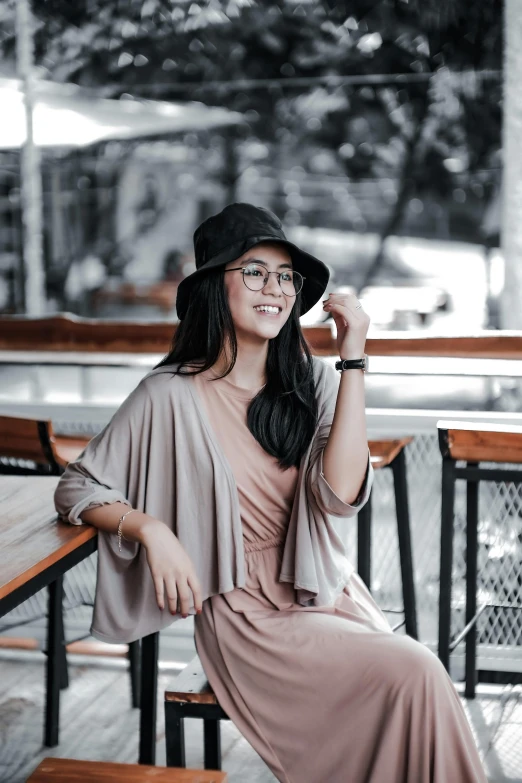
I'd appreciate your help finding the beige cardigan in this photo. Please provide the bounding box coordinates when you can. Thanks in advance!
[54,356,373,643]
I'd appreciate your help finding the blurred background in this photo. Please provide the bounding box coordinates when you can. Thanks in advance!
[0,0,508,333]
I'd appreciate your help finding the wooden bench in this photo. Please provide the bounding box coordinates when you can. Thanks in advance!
[0,414,90,475]
[27,757,228,782]
[437,420,522,698]
[362,437,418,639]
[165,657,228,771]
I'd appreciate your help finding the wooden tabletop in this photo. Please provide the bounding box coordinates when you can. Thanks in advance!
[0,475,97,602]
[27,758,228,782]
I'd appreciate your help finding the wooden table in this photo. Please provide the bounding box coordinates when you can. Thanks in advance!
[0,475,160,766]
[27,757,228,782]
[0,475,97,746]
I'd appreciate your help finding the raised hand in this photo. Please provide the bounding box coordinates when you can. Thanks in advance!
[323,292,370,360]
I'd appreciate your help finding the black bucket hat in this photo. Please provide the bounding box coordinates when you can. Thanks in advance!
[175,202,330,320]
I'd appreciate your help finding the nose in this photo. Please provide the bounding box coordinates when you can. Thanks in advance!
[262,272,283,297]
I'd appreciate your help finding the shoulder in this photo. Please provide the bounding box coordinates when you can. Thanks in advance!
[135,364,193,401]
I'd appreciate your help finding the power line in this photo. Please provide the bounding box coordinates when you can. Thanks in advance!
[102,68,502,96]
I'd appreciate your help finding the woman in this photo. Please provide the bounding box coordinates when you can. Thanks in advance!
[54,203,487,783]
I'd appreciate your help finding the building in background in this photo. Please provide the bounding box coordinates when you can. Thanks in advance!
[0,76,243,314]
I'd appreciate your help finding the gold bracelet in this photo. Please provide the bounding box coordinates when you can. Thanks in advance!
[117,508,136,552]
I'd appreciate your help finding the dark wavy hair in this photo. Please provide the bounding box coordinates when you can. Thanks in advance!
[154,267,318,469]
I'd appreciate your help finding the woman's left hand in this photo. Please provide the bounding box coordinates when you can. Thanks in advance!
[323,293,370,360]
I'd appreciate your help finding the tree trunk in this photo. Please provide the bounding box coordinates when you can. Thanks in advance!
[500,0,522,329]
[16,0,46,315]
[222,129,240,205]
[358,92,430,293]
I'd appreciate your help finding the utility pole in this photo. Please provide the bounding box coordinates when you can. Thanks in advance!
[501,0,522,328]
[15,0,46,314]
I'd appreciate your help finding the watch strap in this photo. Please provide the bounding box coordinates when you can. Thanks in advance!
[335,355,368,372]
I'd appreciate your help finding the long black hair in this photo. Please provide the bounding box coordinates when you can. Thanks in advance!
[154,267,318,469]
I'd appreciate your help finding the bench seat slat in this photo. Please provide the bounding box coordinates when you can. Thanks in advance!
[165,657,218,705]
[369,437,413,469]
[438,421,522,464]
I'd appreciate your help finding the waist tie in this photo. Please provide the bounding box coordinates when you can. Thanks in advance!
[243,535,285,554]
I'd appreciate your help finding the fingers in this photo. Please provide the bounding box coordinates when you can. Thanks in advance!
[153,574,165,612]
[178,569,203,616]
[147,542,203,616]
[188,573,203,614]
[324,293,365,314]
[164,575,179,615]
[324,295,369,327]
[157,573,202,618]
[177,583,191,618]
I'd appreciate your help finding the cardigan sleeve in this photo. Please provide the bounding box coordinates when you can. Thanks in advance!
[307,359,374,518]
[53,380,153,526]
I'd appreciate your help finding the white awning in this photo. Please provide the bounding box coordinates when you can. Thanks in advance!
[0,77,243,148]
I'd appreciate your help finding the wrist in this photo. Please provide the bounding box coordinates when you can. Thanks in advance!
[336,354,369,374]
[339,347,366,361]
[122,512,162,546]
[137,516,166,547]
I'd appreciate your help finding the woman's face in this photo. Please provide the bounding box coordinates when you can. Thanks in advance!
[224,241,296,343]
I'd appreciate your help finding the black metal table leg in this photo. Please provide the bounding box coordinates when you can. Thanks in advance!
[391,451,418,640]
[465,465,479,699]
[438,458,456,672]
[164,703,186,768]
[204,719,222,770]
[128,639,141,709]
[357,496,372,590]
[139,631,159,765]
[58,600,69,691]
[44,576,62,747]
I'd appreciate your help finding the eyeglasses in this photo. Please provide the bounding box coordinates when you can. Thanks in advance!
[224,263,305,297]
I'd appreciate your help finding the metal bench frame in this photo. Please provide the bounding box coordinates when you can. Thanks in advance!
[438,452,522,698]
[358,444,418,639]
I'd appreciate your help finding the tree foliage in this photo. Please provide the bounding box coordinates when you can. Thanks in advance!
[1,0,503,241]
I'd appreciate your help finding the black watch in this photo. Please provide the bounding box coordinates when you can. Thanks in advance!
[335,354,369,373]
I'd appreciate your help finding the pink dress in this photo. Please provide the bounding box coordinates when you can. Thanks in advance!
[192,369,487,783]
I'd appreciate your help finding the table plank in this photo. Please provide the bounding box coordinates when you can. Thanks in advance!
[0,476,97,601]
[28,757,228,782]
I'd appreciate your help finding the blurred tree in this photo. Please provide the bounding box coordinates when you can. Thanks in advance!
[1,0,502,284]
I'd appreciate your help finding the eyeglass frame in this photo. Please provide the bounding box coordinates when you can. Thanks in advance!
[223,263,305,297]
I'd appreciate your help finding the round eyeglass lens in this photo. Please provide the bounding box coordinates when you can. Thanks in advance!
[242,264,303,296]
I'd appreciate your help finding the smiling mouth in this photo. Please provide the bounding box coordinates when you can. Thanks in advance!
[253,305,282,316]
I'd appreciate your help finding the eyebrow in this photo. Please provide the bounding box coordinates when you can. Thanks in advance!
[242,258,293,269]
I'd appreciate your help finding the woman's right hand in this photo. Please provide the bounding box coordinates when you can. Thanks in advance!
[139,519,203,617]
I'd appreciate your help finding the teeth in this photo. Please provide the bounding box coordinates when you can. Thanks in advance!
[254,306,280,313]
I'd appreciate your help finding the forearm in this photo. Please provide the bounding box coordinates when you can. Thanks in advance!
[80,502,160,545]
[322,369,369,505]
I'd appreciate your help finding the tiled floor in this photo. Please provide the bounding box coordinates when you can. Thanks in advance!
[0,651,520,783]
